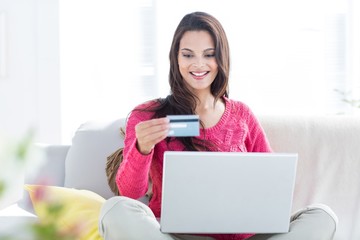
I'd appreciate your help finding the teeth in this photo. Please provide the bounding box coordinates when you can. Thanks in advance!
[192,72,207,76]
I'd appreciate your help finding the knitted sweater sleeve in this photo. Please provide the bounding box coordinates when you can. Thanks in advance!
[115,107,154,199]
[243,104,273,153]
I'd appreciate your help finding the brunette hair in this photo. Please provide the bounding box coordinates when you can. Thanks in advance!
[169,11,230,109]
[136,12,230,151]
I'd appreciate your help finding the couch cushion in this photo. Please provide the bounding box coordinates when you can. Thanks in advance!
[0,203,37,239]
[64,118,126,199]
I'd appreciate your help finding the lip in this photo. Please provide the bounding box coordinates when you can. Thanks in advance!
[190,71,209,80]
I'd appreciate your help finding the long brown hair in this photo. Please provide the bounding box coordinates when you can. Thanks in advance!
[136,12,230,151]
[169,11,230,108]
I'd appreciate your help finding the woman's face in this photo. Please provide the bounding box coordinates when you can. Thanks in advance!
[178,30,218,94]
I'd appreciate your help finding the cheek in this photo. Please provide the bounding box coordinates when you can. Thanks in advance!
[178,60,189,74]
[210,65,219,77]
[210,60,219,70]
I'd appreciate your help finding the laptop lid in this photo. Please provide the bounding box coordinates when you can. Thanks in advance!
[160,151,298,234]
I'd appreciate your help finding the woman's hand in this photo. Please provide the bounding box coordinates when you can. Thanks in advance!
[135,117,170,155]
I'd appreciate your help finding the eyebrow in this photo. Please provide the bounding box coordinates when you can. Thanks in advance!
[180,48,215,52]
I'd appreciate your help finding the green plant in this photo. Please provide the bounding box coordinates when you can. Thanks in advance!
[334,89,360,108]
[29,186,82,240]
[0,182,5,199]
[0,132,81,240]
[0,130,34,198]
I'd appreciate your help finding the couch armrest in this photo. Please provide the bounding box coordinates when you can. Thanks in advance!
[16,144,70,215]
[25,144,70,187]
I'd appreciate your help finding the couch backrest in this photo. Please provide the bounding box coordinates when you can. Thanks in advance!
[259,115,360,240]
[64,118,126,199]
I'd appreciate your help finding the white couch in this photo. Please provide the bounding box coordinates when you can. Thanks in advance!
[1,115,359,240]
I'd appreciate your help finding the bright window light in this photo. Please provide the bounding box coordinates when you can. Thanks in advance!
[59,0,359,143]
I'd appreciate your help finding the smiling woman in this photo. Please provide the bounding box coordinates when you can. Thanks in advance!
[97,11,338,240]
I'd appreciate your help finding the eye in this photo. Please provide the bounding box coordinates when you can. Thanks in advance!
[182,53,193,58]
[205,54,215,58]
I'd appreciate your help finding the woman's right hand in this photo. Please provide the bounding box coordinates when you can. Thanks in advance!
[135,117,170,155]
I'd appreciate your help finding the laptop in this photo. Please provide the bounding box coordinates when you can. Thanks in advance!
[160,151,298,234]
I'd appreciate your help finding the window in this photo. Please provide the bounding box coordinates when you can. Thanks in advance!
[59,0,360,143]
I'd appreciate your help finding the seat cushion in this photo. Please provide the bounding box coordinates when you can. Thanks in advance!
[0,203,37,239]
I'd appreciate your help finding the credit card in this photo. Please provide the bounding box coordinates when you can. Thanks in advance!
[167,115,200,137]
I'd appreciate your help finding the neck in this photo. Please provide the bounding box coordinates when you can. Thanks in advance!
[195,95,224,116]
[195,93,215,110]
[195,95,226,129]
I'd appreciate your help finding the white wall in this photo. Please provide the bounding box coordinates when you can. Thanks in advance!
[0,0,60,144]
[59,1,154,143]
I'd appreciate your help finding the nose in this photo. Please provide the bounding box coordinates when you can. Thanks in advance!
[192,57,205,67]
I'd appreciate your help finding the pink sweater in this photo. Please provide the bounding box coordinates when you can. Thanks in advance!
[116,97,272,240]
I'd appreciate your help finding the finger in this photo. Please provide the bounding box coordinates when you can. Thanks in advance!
[137,125,169,145]
[137,117,169,131]
[135,118,170,153]
[136,129,169,155]
[136,118,170,137]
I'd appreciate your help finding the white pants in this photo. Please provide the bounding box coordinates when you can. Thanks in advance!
[98,196,338,240]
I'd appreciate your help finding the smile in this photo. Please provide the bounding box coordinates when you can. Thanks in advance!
[190,71,209,77]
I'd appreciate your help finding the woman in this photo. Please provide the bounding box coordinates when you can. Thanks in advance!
[99,12,338,240]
